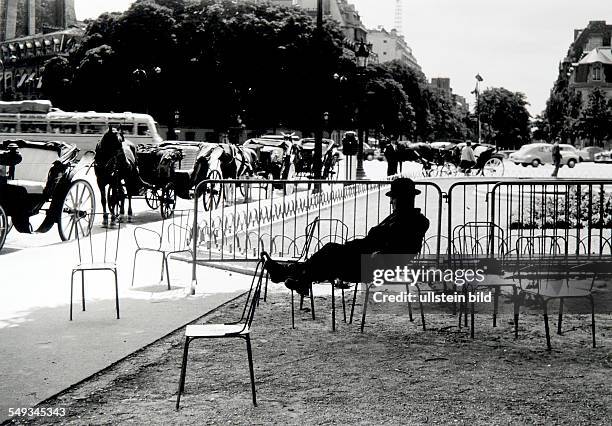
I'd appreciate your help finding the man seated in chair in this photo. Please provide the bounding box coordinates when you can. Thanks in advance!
[263,178,430,295]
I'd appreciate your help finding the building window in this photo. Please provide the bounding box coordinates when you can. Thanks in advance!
[593,65,602,81]
[383,52,387,55]
[383,40,387,44]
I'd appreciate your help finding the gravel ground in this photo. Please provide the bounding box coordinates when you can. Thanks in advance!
[6,286,612,426]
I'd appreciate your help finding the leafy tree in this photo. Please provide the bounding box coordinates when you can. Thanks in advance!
[578,88,612,146]
[478,87,531,148]
[41,56,73,109]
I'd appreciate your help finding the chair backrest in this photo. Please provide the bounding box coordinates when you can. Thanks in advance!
[14,146,59,182]
[75,213,121,265]
[235,257,266,332]
[304,217,349,259]
[451,222,506,270]
[164,210,193,251]
[513,235,569,289]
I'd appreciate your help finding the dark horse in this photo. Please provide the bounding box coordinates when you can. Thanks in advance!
[94,128,141,224]
[384,141,434,176]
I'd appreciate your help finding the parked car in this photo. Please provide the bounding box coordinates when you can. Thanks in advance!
[577,146,604,162]
[509,143,579,168]
[594,150,612,163]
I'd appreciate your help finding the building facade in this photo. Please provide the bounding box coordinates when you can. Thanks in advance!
[367,27,420,70]
[0,0,81,100]
[296,0,367,44]
[566,20,612,102]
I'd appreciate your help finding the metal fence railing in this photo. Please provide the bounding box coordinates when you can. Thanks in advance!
[185,177,612,289]
[190,178,443,265]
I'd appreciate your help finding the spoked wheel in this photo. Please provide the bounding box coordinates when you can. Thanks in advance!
[160,185,176,219]
[145,187,162,210]
[58,179,96,241]
[203,169,222,211]
[0,205,8,252]
[482,157,505,177]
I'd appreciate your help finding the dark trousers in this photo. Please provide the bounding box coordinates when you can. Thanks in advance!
[552,159,561,177]
[302,242,363,283]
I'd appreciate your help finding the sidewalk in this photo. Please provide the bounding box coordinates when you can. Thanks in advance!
[0,219,253,422]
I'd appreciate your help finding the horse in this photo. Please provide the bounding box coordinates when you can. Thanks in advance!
[384,141,435,176]
[190,143,257,208]
[94,127,141,224]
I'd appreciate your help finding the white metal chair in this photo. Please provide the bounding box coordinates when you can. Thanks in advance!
[175,256,266,409]
[70,213,121,320]
[132,210,193,289]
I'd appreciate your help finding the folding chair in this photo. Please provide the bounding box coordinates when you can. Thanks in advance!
[175,256,265,409]
[70,213,121,320]
[132,210,193,289]
[451,222,515,338]
[513,235,599,350]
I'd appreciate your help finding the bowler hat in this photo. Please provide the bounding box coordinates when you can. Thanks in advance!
[385,177,421,197]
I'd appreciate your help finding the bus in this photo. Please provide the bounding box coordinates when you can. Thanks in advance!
[0,102,163,152]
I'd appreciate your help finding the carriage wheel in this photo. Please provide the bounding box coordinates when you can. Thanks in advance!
[145,187,162,210]
[58,179,96,241]
[203,169,222,211]
[482,157,504,177]
[160,185,176,219]
[0,205,8,252]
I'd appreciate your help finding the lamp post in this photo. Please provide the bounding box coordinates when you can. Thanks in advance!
[474,73,483,145]
[355,40,370,180]
[312,0,324,182]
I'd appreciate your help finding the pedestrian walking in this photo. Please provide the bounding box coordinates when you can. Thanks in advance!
[551,139,561,177]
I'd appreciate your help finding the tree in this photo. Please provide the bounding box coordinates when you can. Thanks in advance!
[478,88,531,148]
[578,88,612,146]
[41,56,73,109]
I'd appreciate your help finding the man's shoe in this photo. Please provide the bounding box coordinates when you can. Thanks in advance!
[263,253,291,283]
[285,278,310,297]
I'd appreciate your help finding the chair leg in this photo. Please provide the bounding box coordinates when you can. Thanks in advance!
[176,337,191,410]
[406,283,413,322]
[81,270,86,312]
[493,287,500,327]
[263,273,269,302]
[114,270,120,320]
[131,248,141,287]
[291,290,295,329]
[160,251,166,283]
[164,254,171,290]
[542,297,552,351]
[470,299,475,339]
[589,295,596,348]
[349,283,358,324]
[513,287,519,339]
[70,271,74,321]
[331,282,336,332]
[557,298,564,335]
[341,288,347,323]
[309,283,315,320]
[299,294,304,310]
[246,335,257,407]
[417,288,426,331]
[360,284,371,333]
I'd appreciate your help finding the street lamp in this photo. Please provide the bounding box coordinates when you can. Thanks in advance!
[474,73,483,145]
[355,40,371,180]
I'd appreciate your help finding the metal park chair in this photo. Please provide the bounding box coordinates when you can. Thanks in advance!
[354,235,438,334]
[451,221,516,339]
[512,235,599,351]
[269,216,352,330]
[70,213,121,321]
[175,256,265,409]
[131,210,193,289]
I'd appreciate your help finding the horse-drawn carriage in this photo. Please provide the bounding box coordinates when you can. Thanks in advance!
[243,135,298,185]
[0,139,95,252]
[295,138,341,180]
[385,140,505,177]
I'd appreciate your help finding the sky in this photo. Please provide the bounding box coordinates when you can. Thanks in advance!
[75,0,612,116]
